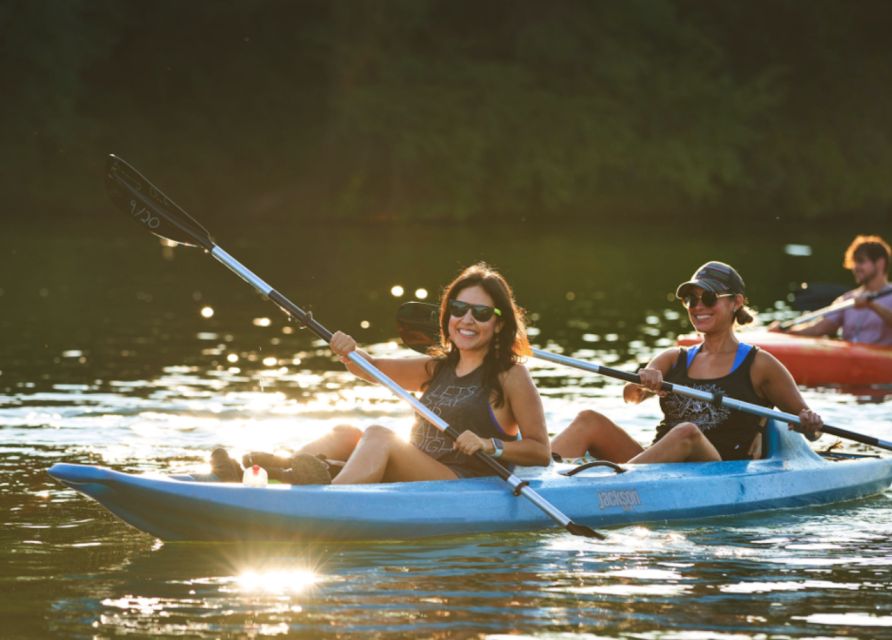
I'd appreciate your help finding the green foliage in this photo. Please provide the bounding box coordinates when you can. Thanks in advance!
[318,0,778,219]
[3,0,891,222]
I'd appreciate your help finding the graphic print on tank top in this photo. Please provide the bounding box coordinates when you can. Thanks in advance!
[660,383,731,433]
[413,381,484,459]
[412,363,515,474]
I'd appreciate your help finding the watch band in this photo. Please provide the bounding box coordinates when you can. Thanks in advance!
[491,438,504,458]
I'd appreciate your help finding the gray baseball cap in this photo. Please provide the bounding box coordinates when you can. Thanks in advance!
[675,261,745,298]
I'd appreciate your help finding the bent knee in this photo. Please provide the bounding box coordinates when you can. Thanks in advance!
[668,422,703,442]
[574,409,610,426]
[360,424,398,442]
[331,424,363,446]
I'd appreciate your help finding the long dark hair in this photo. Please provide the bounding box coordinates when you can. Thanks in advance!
[428,263,529,407]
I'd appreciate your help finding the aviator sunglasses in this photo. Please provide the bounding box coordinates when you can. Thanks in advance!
[448,299,502,322]
[681,291,734,308]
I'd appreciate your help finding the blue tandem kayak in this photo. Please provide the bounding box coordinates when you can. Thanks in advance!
[48,420,892,541]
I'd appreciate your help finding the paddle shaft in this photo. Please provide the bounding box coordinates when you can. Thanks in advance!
[779,288,892,330]
[533,349,892,452]
[107,155,601,539]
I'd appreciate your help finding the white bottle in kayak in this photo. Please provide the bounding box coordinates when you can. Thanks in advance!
[242,464,268,487]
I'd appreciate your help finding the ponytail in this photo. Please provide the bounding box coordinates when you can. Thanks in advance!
[735,306,755,325]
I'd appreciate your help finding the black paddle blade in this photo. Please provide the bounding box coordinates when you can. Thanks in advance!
[565,522,606,539]
[397,301,440,353]
[105,154,214,250]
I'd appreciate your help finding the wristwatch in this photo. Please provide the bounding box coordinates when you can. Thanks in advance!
[491,438,504,458]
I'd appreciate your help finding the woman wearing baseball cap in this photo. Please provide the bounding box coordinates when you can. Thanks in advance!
[551,261,824,463]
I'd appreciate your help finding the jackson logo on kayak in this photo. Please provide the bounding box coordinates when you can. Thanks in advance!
[128,199,161,229]
[598,489,641,511]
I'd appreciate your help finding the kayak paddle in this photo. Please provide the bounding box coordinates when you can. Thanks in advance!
[397,301,892,453]
[778,287,892,330]
[104,154,604,540]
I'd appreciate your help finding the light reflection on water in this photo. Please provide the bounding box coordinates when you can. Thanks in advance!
[18,510,892,638]
[5,353,892,638]
[4,221,892,638]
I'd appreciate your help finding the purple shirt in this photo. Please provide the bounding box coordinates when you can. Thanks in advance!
[824,287,892,345]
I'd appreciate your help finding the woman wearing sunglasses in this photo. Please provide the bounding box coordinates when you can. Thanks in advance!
[212,263,550,485]
[551,261,824,464]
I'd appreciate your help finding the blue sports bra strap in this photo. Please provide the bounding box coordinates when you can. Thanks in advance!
[687,342,703,369]
[730,343,754,373]
[687,343,752,373]
[685,344,701,369]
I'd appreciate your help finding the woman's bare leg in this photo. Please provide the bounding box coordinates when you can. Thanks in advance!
[332,425,458,485]
[628,422,720,463]
[297,424,362,462]
[551,410,643,463]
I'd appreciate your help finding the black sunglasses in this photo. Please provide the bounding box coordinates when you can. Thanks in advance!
[448,299,502,322]
[681,291,734,308]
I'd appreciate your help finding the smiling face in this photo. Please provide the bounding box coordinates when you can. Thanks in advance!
[447,284,502,354]
[685,286,740,334]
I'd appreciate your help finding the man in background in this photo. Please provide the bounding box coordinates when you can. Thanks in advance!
[780,235,892,345]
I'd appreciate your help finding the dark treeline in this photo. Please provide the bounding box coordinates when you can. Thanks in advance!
[4,0,892,223]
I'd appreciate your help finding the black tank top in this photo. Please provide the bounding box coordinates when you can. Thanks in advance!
[411,362,517,477]
[654,344,770,460]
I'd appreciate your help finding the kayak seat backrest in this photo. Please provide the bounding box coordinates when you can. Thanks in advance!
[762,418,824,464]
[762,419,780,458]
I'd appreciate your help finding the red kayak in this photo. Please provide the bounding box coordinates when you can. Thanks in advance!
[677,331,892,387]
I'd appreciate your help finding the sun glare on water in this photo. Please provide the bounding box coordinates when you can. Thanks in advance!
[237,569,319,595]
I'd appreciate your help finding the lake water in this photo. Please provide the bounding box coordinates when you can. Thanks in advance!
[4,216,892,638]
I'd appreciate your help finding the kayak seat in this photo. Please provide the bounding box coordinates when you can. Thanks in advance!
[762,419,825,464]
[762,420,781,459]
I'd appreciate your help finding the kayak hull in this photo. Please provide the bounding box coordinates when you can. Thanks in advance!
[678,331,892,387]
[48,421,892,541]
